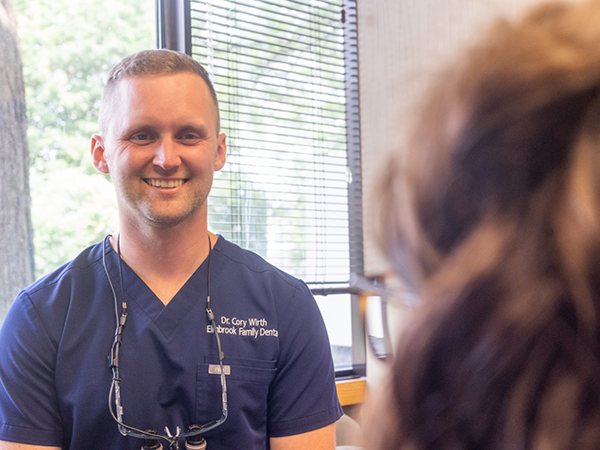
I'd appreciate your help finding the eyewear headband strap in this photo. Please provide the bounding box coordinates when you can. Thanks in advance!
[105,234,228,446]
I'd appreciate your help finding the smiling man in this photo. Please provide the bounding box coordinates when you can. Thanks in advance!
[0,50,342,450]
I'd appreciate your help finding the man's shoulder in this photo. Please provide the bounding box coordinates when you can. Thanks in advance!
[25,241,105,296]
[214,236,305,289]
[6,241,108,339]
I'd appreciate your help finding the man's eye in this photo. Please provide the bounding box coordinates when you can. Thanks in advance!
[178,133,201,145]
[131,133,152,143]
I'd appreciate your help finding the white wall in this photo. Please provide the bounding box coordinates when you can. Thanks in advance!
[357,0,579,277]
[356,0,582,394]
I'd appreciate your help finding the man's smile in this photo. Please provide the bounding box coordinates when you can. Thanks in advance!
[144,178,187,189]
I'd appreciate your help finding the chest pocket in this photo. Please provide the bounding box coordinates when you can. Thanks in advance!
[196,357,277,446]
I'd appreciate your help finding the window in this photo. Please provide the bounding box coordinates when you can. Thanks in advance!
[158,0,364,376]
[14,0,155,280]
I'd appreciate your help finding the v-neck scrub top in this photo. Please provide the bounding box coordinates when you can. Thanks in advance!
[0,236,342,449]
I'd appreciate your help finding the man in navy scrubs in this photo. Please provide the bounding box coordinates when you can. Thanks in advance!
[0,49,342,450]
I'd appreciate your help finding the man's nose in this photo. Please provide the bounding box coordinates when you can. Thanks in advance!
[153,138,181,170]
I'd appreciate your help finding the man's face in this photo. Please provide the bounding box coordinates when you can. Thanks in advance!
[91,73,226,230]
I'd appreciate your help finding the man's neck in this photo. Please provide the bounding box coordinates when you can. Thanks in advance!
[111,220,215,305]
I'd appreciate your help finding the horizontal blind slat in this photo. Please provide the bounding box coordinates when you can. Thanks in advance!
[193,0,341,24]
[190,9,344,49]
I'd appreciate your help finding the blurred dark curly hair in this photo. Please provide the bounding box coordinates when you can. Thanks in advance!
[375,1,600,449]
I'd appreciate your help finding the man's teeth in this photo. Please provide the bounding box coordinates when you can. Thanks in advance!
[146,179,185,188]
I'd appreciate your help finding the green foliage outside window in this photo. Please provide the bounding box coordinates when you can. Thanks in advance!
[14,0,154,278]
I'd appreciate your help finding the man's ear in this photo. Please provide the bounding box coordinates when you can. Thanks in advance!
[214,133,227,172]
[91,134,110,174]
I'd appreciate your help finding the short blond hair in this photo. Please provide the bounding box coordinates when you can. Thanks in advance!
[99,49,220,135]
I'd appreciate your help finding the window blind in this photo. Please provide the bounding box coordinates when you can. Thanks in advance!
[187,0,362,290]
